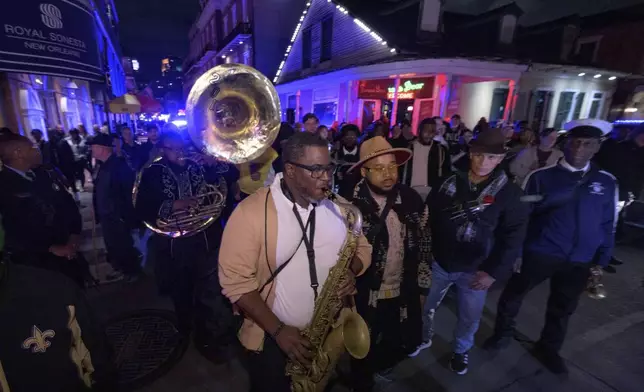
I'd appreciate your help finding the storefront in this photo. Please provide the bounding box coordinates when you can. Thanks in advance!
[276,58,628,133]
[0,0,126,136]
[276,58,527,133]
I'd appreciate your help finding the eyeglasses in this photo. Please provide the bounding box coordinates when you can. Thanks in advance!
[364,163,399,175]
[287,161,336,179]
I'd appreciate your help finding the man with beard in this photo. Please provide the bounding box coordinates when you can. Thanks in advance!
[401,117,452,201]
[346,136,431,391]
[135,131,235,363]
[219,132,372,392]
[421,128,529,375]
[333,124,361,199]
[485,119,617,375]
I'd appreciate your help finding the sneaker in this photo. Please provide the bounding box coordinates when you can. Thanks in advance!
[449,352,469,375]
[483,335,511,352]
[408,340,432,357]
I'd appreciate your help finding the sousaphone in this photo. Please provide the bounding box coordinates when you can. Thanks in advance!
[132,64,282,237]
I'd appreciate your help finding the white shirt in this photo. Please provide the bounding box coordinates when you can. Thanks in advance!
[270,173,348,329]
[410,141,432,188]
[559,158,590,173]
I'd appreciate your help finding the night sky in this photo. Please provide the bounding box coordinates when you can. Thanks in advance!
[114,0,200,82]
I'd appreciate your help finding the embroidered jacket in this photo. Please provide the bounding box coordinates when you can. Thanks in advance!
[135,158,228,226]
[350,180,431,349]
[428,169,529,280]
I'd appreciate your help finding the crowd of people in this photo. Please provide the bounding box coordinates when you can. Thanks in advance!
[0,110,641,391]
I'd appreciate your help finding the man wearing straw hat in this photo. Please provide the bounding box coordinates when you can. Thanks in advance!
[346,136,432,391]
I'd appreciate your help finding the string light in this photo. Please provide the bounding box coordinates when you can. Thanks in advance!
[273,0,397,84]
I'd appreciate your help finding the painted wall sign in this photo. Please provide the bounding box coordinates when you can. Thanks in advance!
[358,77,435,100]
[0,0,102,81]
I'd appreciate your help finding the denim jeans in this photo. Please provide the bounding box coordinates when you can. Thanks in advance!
[422,262,488,354]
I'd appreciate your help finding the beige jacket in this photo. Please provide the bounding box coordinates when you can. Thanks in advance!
[218,186,372,351]
[509,146,564,186]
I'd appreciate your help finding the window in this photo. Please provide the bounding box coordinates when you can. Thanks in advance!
[313,102,337,127]
[499,14,517,44]
[576,36,601,64]
[572,92,585,120]
[320,17,333,62]
[302,28,312,69]
[232,3,237,26]
[553,91,575,129]
[223,14,228,36]
[589,92,604,118]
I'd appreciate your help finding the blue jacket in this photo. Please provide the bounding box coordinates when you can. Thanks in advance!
[523,161,618,266]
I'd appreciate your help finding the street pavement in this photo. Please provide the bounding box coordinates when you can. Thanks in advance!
[81,189,644,392]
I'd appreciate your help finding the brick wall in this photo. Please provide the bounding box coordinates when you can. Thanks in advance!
[280,0,393,83]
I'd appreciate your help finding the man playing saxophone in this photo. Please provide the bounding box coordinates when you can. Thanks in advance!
[135,130,237,363]
[219,132,372,392]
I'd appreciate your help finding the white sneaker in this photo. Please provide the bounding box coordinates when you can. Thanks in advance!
[408,340,432,357]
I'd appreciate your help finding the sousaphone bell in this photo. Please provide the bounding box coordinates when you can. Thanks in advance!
[132,64,282,237]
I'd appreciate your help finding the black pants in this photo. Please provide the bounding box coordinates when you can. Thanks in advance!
[150,231,234,345]
[494,252,591,353]
[351,297,404,391]
[246,334,290,392]
[74,159,91,188]
[101,217,141,275]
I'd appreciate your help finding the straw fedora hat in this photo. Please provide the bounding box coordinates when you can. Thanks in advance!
[348,136,412,173]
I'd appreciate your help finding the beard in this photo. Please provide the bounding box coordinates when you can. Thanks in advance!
[366,180,397,196]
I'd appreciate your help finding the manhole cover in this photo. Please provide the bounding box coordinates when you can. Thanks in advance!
[104,309,188,390]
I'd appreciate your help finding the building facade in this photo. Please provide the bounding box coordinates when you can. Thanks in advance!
[183,0,302,99]
[274,0,637,132]
[0,0,127,136]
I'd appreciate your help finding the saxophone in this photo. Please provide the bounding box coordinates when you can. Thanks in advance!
[285,192,371,392]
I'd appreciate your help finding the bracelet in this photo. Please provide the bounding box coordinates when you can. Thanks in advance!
[271,322,285,339]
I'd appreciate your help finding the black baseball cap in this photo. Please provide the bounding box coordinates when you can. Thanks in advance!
[87,133,115,147]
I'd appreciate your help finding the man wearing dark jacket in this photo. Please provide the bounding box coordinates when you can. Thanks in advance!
[422,128,529,375]
[0,261,113,391]
[0,134,86,287]
[90,133,142,282]
[400,117,452,201]
[347,137,431,391]
[485,119,617,375]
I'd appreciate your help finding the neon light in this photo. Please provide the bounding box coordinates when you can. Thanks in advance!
[387,92,415,99]
[274,0,397,84]
[388,80,425,93]
[614,120,644,124]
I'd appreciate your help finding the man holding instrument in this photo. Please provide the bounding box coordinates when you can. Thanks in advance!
[219,132,372,392]
[135,131,235,363]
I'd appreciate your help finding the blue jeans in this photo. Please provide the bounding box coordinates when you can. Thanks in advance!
[422,262,488,354]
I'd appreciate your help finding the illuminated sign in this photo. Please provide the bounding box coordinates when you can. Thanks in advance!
[358,77,434,100]
[132,59,139,71]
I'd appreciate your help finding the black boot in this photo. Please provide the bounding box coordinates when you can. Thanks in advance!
[532,343,568,374]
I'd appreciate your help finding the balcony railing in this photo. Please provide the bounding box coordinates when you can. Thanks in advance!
[218,22,252,51]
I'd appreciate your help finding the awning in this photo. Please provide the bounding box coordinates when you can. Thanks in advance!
[109,94,140,114]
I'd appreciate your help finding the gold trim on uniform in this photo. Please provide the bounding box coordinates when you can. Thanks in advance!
[0,360,10,392]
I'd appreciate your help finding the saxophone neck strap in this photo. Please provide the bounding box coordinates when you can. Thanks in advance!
[259,182,318,301]
[281,179,319,300]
